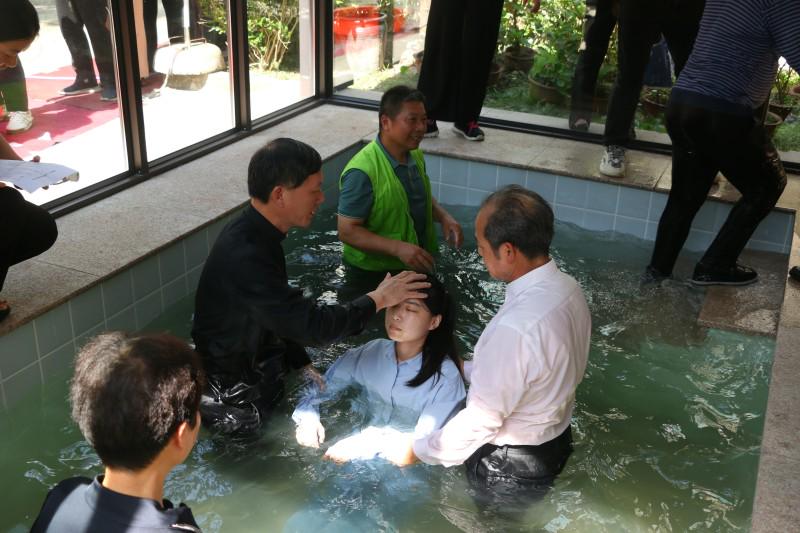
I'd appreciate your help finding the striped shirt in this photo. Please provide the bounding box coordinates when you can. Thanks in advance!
[675,0,800,110]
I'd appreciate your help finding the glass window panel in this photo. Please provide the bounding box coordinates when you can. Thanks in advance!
[332,1,800,167]
[3,0,127,206]
[248,0,316,119]
[333,0,427,92]
[138,0,235,161]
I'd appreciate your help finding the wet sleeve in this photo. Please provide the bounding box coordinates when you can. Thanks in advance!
[232,254,376,347]
[412,369,467,439]
[413,325,532,467]
[292,346,363,425]
[337,169,374,220]
[283,338,312,370]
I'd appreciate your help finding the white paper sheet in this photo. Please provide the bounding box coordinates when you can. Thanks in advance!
[0,160,79,193]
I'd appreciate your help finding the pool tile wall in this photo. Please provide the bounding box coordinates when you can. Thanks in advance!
[0,148,792,410]
[425,154,794,255]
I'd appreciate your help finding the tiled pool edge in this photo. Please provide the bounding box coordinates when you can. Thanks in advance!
[750,222,800,532]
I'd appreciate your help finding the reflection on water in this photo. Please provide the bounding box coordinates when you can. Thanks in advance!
[0,207,774,532]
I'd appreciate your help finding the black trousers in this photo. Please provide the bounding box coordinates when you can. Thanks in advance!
[142,0,186,70]
[417,0,504,124]
[465,425,573,515]
[569,0,618,127]
[0,187,58,292]
[603,0,704,147]
[55,0,116,87]
[0,63,28,112]
[649,101,787,276]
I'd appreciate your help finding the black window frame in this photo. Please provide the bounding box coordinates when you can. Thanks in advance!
[42,0,798,218]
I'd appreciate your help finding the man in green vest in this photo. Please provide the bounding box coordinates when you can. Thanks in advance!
[338,85,463,273]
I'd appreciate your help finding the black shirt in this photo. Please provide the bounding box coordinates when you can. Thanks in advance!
[30,476,201,532]
[191,205,376,398]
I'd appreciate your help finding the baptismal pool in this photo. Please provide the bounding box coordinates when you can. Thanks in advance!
[0,205,774,532]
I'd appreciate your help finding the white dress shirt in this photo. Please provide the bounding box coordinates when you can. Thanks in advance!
[413,259,591,467]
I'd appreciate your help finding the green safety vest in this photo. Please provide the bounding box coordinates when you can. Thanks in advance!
[339,141,437,272]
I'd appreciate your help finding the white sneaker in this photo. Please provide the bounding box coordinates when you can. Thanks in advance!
[6,111,33,134]
[599,145,626,177]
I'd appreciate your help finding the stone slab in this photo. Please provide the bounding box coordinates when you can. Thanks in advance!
[758,326,800,462]
[698,249,789,336]
[418,122,554,169]
[751,451,800,533]
[0,260,98,336]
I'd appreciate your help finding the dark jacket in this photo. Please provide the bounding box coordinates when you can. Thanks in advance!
[30,476,201,532]
[192,205,375,406]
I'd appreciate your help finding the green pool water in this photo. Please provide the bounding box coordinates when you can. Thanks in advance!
[0,206,774,532]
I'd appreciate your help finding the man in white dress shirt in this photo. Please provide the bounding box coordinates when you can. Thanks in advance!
[386,185,592,510]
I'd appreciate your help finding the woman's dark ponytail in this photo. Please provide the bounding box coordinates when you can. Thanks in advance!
[405,277,461,388]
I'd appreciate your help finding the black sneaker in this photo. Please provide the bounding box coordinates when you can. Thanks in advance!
[789,266,800,282]
[60,77,99,96]
[424,119,439,138]
[690,263,758,287]
[452,121,485,141]
[100,85,117,102]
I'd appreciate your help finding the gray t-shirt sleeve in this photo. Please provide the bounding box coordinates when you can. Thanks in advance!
[338,169,374,220]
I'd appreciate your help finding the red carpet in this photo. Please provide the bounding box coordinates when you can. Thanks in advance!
[1,65,163,159]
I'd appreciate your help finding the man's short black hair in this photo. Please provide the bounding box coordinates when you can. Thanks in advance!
[480,185,554,259]
[248,138,322,202]
[0,0,40,41]
[70,332,205,471]
[379,85,426,126]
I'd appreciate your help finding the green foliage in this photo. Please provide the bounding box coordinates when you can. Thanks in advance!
[529,47,563,89]
[248,0,299,71]
[774,119,800,153]
[772,63,800,105]
[643,87,671,105]
[525,0,584,95]
[195,0,298,71]
[498,0,538,50]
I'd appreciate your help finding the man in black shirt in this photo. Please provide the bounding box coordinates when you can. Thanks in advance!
[192,138,429,435]
[31,333,204,532]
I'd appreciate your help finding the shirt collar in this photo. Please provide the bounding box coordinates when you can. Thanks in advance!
[376,135,411,170]
[245,203,286,243]
[386,341,423,368]
[506,259,558,301]
[88,475,177,527]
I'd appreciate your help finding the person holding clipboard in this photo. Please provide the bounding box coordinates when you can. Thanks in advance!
[0,0,58,323]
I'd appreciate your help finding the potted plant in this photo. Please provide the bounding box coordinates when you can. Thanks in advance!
[333,3,404,43]
[770,63,799,121]
[498,0,536,72]
[525,0,583,105]
[641,87,671,117]
[196,0,300,71]
[528,46,566,105]
[764,110,783,139]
